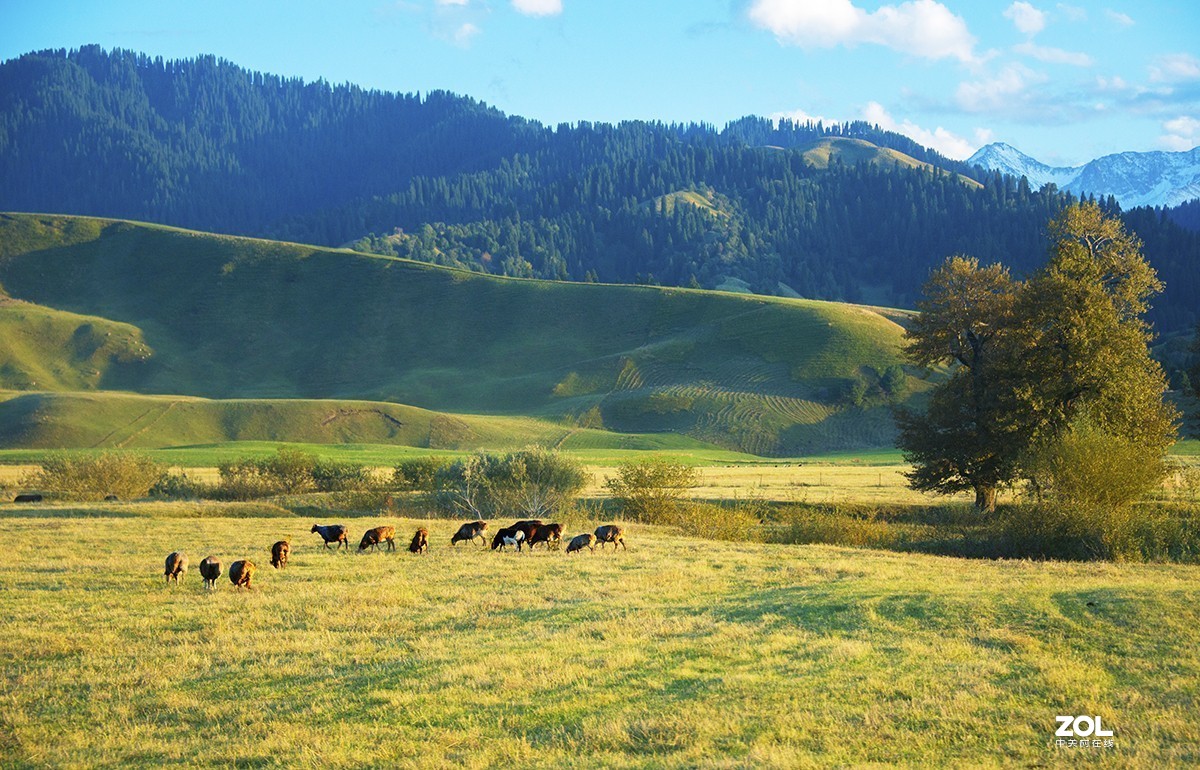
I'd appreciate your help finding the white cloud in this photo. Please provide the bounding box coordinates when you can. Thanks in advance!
[747,0,977,64]
[512,0,562,16]
[861,101,982,159]
[1159,116,1200,151]
[955,63,1047,113]
[1149,53,1200,83]
[1104,9,1134,26]
[1014,41,1092,66]
[770,108,830,126]
[436,0,470,5]
[1003,2,1045,36]
[452,22,480,45]
[1056,3,1087,22]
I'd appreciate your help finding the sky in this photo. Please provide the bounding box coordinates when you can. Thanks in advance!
[2,0,1198,166]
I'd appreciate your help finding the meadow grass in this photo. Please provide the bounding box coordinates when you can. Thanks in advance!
[0,508,1196,767]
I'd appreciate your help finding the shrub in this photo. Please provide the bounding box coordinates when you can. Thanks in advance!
[432,448,586,519]
[312,459,374,492]
[604,459,698,522]
[150,471,212,500]
[24,452,167,501]
[661,499,765,542]
[394,456,452,492]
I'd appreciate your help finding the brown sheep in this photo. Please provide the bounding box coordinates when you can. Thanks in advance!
[164,551,188,583]
[271,540,290,569]
[528,522,564,549]
[594,524,626,551]
[565,533,595,553]
[229,560,255,590]
[199,556,221,590]
[451,520,488,546]
[359,526,396,553]
[409,528,429,554]
[311,524,349,550]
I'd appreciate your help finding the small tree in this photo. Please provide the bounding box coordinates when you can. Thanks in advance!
[604,459,698,522]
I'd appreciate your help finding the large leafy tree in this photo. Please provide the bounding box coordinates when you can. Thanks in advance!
[899,203,1177,512]
[896,256,1020,512]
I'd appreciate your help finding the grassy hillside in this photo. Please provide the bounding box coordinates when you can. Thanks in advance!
[800,137,984,189]
[1,511,1196,766]
[0,390,727,453]
[0,214,927,455]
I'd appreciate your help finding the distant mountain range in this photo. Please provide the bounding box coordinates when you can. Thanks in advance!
[968,142,1200,209]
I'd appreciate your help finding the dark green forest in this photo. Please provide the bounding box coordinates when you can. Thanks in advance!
[2,46,1198,332]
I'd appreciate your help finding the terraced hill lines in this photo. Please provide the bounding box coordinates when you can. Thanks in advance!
[0,213,927,455]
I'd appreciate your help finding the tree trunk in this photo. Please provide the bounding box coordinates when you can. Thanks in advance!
[973,484,997,513]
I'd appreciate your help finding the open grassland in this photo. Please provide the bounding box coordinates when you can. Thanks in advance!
[0,510,1196,767]
[0,213,924,456]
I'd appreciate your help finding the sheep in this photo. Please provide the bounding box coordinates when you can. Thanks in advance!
[491,526,526,552]
[528,522,564,549]
[311,524,349,550]
[359,526,396,553]
[229,560,255,590]
[565,533,595,554]
[594,524,626,551]
[270,540,290,569]
[13,493,42,503]
[451,520,488,546]
[511,519,543,539]
[164,551,188,583]
[199,556,221,590]
[409,528,428,554]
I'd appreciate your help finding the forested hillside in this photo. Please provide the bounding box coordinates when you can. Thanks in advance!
[3,46,1198,331]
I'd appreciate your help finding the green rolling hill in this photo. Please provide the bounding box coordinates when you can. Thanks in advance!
[0,213,928,455]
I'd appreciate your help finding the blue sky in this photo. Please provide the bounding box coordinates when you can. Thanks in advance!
[2,0,1198,165]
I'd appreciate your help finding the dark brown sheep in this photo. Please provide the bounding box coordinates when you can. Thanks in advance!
[565,533,595,554]
[594,524,626,551]
[528,522,564,549]
[13,493,42,503]
[451,520,488,546]
[311,524,349,550]
[164,551,188,583]
[229,560,255,590]
[409,528,429,554]
[270,540,290,569]
[199,556,221,590]
[359,526,396,553]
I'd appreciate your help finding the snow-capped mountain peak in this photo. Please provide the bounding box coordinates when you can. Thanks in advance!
[967,142,1200,208]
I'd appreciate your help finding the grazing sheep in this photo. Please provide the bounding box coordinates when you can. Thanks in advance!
[199,556,221,590]
[270,540,290,569]
[13,493,42,503]
[103,494,119,502]
[359,526,396,553]
[451,520,489,546]
[594,524,626,551]
[229,560,255,590]
[511,519,543,539]
[565,533,595,554]
[311,524,349,550]
[409,528,429,554]
[528,522,564,549]
[491,526,526,552]
[164,551,188,583]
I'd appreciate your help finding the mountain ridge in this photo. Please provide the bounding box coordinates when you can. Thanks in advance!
[968,141,1200,209]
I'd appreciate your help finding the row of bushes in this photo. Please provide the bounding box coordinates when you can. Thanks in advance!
[14,450,1200,562]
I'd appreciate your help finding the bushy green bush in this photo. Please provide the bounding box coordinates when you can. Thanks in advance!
[215,448,371,500]
[433,448,586,519]
[394,456,451,492]
[312,459,375,492]
[24,452,166,501]
[604,459,698,522]
[150,471,212,500]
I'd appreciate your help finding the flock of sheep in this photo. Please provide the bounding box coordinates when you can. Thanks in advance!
[163,519,627,589]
